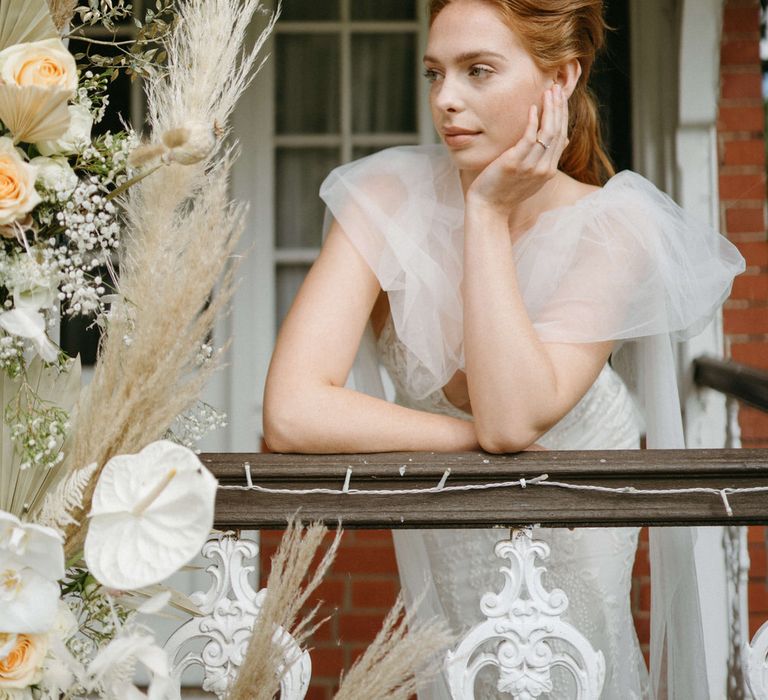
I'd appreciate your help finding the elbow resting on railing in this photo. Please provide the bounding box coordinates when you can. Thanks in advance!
[474,419,546,455]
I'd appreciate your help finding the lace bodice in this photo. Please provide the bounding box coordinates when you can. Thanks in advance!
[377,314,640,450]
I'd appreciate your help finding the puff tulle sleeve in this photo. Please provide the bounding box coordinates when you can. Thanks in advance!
[320,145,745,400]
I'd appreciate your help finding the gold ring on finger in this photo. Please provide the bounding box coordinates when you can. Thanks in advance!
[536,138,550,150]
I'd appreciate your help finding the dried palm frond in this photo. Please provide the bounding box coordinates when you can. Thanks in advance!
[1,356,80,518]
[57,0,278,556]
[0,84,71,144]
[45,0,77,32]
[334,596,455,700]
[0,0,57,51]
[226,520,342,700]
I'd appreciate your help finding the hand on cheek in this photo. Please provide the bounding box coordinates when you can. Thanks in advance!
[466,84,570,214]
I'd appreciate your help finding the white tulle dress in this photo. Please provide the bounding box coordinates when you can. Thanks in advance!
[319,145,745,699]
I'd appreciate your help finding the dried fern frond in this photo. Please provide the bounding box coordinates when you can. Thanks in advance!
[36,461,98,533]
[333,596,455,700]
[226,519,342,700]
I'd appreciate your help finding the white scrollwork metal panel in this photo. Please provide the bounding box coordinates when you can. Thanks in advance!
[746,620,768,699]
[163,533,311,698]
[445,528,605,699]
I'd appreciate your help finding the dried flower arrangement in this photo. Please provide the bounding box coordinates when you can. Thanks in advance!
[0,1,453,697]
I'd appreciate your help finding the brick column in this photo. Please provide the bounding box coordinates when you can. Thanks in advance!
[718,0,768,637]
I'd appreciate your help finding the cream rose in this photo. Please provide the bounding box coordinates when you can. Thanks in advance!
[0,633,47,690]
[0,138,39,226]
[0,39,76,94]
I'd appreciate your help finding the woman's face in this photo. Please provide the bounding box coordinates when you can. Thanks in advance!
[424,0,551,173]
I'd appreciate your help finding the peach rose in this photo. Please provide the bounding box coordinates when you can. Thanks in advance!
[0,39,76,94]
[0,633,47,690]
[0,138,40,227]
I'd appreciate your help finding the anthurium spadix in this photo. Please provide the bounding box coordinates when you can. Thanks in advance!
[84,440,218,590]
[0,511,64,633]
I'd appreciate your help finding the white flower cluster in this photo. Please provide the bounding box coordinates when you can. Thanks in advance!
[77,70,110,125]
[53,177,119,316]
[0,331,25,377]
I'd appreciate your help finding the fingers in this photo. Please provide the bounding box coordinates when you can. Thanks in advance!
[531,84,569,171]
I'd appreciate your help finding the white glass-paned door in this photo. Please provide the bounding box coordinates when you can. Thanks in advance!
[273,0,425,329]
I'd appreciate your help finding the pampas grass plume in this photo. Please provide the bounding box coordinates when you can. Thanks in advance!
[226,519,341,700]
[333,597,455,700]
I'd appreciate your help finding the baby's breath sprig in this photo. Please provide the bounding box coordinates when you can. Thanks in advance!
[63,567,134,647]
[76,70,111,124]
[0,331,26,379]
[165,400,228,451]
[4,382,70,472]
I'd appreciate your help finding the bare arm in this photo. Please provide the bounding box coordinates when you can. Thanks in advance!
[263,221,479,453]
[463,85,613,453]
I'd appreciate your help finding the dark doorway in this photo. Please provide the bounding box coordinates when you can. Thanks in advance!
[592,0,633,173]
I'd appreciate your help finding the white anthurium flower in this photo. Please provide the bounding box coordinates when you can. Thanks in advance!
[0,308,58,362]
[84,440,218,590]
[0,512,64,634]
[29,155,78,195]
[36,104,93,156]
[0,513,64,582]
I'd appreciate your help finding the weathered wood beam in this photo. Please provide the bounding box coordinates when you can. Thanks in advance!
[204,448,768,529]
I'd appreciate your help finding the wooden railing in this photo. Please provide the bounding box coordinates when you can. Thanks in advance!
[695,356,768,412]
[205,448,768,529]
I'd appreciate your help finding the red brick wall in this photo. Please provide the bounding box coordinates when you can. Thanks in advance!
[257,2,767,693]
[720,0,768,448]
[718,0,768,638]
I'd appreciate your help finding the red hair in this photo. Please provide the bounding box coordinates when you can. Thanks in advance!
[428,0,615,186]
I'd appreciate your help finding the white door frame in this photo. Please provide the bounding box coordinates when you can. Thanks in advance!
[632,0,737,694]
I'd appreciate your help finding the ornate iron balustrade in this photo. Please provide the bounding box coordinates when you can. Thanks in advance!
[161,448,768,699]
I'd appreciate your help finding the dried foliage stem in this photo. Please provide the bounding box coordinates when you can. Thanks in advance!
[333,597,455,700]
[227,520,342,700]
[55,0,278,555]
[46,0,77,32]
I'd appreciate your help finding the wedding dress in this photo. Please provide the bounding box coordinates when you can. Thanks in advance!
[320,145,745,698]
[379,314,648,698]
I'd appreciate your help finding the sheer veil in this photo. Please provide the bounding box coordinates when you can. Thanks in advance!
[322,145,745,698]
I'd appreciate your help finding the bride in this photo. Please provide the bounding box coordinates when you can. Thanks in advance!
[263,0,744,697]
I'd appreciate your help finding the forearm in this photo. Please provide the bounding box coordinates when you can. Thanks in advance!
[463,204,559,450]
[263,382,479,454]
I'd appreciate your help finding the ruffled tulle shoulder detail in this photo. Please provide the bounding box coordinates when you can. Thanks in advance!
[518,170,745,343]
[320,146,745,399]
